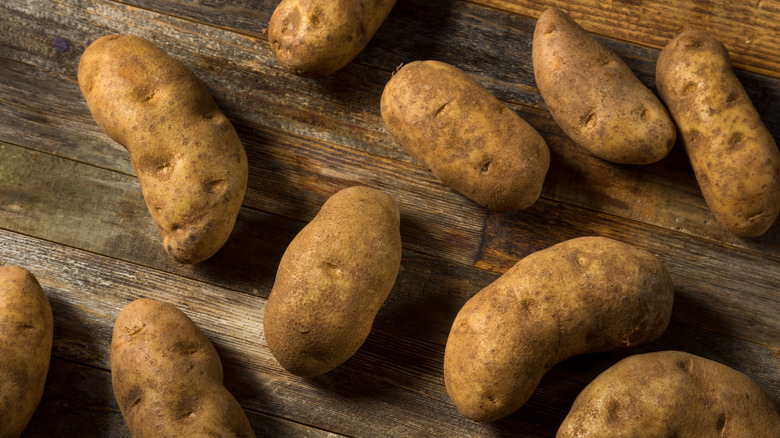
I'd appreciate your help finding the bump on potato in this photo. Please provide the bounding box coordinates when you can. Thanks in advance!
[656,29,780,237]
[557,351,780,437]
[532,8,676,164]
[443,236,674,422]
[111,298,255,437]
[381,60,550,211]
[268,0,397,77]
[78,35,248,264]
[0,265,53,438]
[263,186,402,377]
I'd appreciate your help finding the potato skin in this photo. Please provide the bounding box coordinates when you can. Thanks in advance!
[78,35,248,263]
[558,351,780,437]
[656,30,780,237]
[111,298,255,438]
[533,8,676,164]
[264,186,402,377]
[443,237,674,422]
[0,266,53,438]
[381,60,550,211]
[268,0,396,77]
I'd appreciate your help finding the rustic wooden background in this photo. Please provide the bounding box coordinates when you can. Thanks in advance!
[1,0,778,437]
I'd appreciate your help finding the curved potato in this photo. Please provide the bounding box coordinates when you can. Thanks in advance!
[111,298,255,437]
[268,0,396,77]
[381,60,550,211]
[558,351,780,437]
[78,35,248,263]
[444,237,674,422]
[264,186,402,377]
[0,266,53,438]
[533,8,676,164]
[656,29,780,237]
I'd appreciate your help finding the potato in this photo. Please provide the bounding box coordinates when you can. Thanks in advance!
[532,8,676,164]
[381,60,550,211]
[264,186,402,377]
[78,35,248,264]
[111,298,255,437]
[558,351,780,437]
[656,30,780,237]
[0,266,53,438]
[443,236,674,422]
[268,0,396,77]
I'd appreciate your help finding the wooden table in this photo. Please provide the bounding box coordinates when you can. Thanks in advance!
[1,0,778,436]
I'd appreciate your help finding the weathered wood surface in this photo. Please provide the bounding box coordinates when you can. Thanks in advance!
[0,0,778,437]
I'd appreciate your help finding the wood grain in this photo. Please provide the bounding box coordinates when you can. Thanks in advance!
[2,140,778,351]
[21,359,347,438]
[0,0,778,436]
[2,228,777,438]
[468,0,780,79]
[3,0,780,258]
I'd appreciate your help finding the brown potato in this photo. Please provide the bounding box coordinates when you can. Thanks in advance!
[264,186,402,377]
[111,298,255,437]
[0,266,53,438]
[533,8,676,164]
[558,351,780,437]
[78,35,248,263]
[656,29,780,237]
[268,0,396,77]
[381,60,550,211]
[443,236,674,422]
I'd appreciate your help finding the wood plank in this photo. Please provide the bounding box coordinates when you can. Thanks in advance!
[2,228,777,437]
[105,0,780,80]
[2,141,778,350]
[477,199,780,348]
[1,141,777,413]
[0,228,560,437]
[2,0,780,259]
[21,358,348,438]
[0,138,485,275]
[467,0,780,79]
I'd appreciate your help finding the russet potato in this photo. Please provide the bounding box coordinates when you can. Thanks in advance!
[78,35,248,264]
[558,351,780,437]
[444,236,674,422]
[264,186,402,377]
[656,29,780,237]
[268,0,396,77]
[111,298,255,437]
[381,60,550,211]
[533,8,676,164]
[0,266,53,438]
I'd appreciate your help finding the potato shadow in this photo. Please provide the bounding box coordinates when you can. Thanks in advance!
[374,0,459,64]
[295,0,463,107]
[20,292,124,437]
[738,69,780,142]
[191,206,303,297]
[22,358,131,438]
[376,248,497,345]
[191,123,310,296]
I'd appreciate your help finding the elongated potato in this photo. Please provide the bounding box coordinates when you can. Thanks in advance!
[558,351,780,437]
[264,186,402,377]
[111,298,255,437]
[533,8,676,164]
[0,266,53,438]
[381,60,550,211]
[268,0,396,77]
[444,236,674,422]
[656,30,780,237]
[78,35,248,263]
